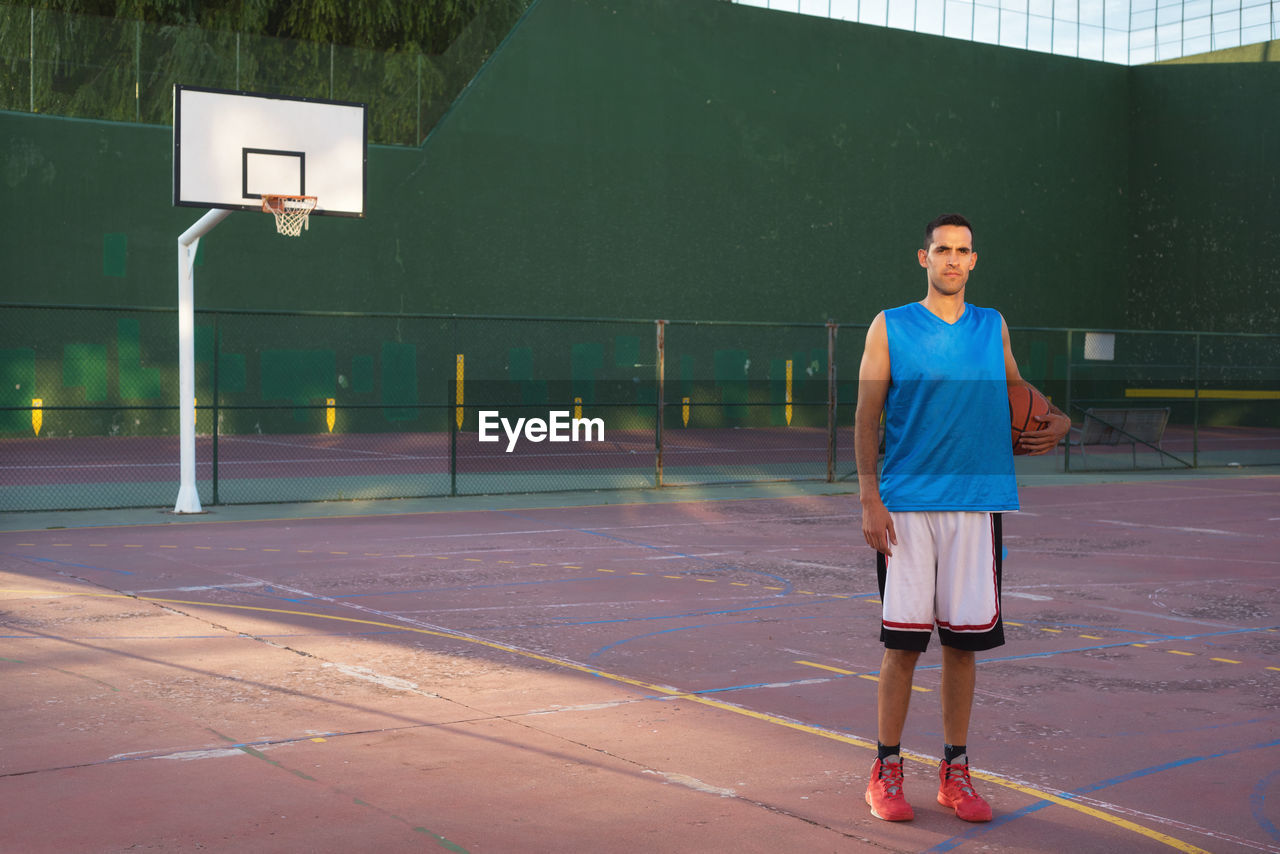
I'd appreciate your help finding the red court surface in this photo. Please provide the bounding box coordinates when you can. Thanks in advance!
[2,475,1278,853]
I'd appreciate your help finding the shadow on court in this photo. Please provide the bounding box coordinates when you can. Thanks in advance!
[1,474,1277,853]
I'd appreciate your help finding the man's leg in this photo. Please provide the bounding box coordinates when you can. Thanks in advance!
[940,646,975,746]
[878,647,921,746]
[937,645,992,821]
[869,511,934,822]
[866,647,920,821]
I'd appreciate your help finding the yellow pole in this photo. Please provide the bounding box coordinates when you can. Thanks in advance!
[785,360,793,426]
[455,355,465,429]
[326,398,336,432]
[574,397,582,421]
[682,397,689,427]
[31,399,42,436]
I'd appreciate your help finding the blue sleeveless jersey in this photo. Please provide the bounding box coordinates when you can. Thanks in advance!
[880,302,1018,511]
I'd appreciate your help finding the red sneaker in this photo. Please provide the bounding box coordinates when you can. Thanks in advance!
[865,757,914,821]
[937,759,993,822]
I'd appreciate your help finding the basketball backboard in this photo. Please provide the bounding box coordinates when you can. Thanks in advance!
[173,85,366,217]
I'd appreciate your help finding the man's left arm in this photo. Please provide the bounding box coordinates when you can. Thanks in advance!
[1001,318,1070,455]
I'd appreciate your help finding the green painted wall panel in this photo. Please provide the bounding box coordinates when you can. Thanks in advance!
[1127,63,1280,333]
[116,318,163,400]
[0,349,37,432]
[381,341,417,421]
[0,0,1274,337]
[62,342,108,402]
[103,233,127,277]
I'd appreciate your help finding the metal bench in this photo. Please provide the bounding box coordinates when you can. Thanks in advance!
[1068,407,1172,468]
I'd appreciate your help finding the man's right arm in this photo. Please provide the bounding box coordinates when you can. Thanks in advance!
[855,312,896,556]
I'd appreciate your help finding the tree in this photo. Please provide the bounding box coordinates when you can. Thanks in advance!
[0,0,531,143]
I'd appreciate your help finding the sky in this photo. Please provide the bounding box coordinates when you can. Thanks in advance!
[735,0,1280,64]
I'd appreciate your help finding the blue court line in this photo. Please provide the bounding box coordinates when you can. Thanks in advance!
[1251,767,1280,843]
[640,624,1279,698]
[936,624,1280,671]
[6,553,133,575]
[924,737,1280,853]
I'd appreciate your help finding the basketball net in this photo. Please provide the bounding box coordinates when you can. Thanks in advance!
[262,195,317,237]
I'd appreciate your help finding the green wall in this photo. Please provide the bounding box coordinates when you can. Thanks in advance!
[1127,63,1280,332]
[1,0,1275,335]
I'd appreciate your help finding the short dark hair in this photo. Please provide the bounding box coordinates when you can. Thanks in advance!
[923,213,974,252]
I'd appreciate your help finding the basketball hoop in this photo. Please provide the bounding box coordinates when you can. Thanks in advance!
[262,195,317,237]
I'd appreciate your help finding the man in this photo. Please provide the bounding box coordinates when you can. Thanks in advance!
[854,214,1069,823]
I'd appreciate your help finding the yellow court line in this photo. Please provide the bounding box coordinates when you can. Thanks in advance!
[0,587,1209,854]
[796,660,854,675]
[794,661,930,692]
[1126,388,1280,400]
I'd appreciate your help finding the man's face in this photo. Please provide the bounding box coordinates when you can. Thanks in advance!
[918,225,976,296]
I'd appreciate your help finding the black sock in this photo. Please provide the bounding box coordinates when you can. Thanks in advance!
[944,743,967,764]
[877,742,902,763]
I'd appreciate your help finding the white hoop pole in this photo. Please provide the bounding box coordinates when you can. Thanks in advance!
[173,208,231,514]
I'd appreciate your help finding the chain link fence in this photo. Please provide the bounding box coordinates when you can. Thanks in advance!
[2,303,1277,511]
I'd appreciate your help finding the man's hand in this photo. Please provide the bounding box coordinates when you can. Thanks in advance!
[1018,411,1071,455]
[861,497,897,556]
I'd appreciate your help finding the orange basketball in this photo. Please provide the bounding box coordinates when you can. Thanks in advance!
[1009,384,1051,455]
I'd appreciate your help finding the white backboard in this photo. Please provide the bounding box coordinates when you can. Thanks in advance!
[173,85,366,217]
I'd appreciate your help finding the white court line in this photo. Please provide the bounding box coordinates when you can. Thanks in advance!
[1028,489,1278,510]
[220,436,420,457]
[399,515,856,542]
[1006,546,1280,566]
[1094,519,1259,537]
[128,582,264,594]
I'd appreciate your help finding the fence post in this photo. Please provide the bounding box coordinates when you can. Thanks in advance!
[134,21,141,122]
[1193,332,1200,468]
[211,313,220,506]
[826,320,837,483]
[655,319,666,488]
[450,354,459,497]
[1063,329,1073,473]
[29,7,35,113]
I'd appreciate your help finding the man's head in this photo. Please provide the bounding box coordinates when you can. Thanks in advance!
[919,213,976,297]
[922,213,974,253]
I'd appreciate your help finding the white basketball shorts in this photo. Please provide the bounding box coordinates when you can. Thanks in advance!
[874,511,1005,652]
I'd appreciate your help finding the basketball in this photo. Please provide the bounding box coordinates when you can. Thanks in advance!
[1009,383,1051,454]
